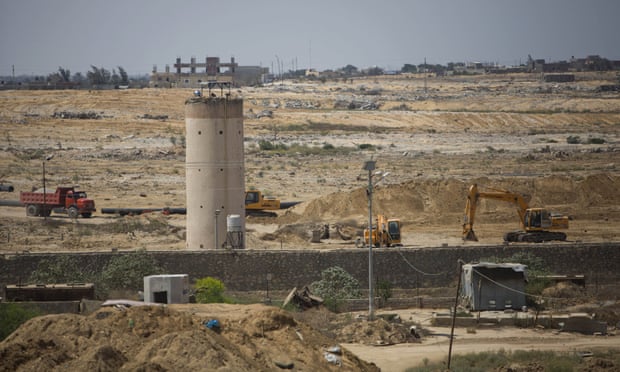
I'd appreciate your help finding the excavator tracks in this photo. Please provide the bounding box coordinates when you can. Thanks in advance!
[503,231,567,243]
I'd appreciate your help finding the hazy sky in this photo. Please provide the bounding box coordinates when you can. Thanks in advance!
[1,0,619,76]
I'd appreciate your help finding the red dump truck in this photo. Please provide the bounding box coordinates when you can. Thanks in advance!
[19,186,96,218]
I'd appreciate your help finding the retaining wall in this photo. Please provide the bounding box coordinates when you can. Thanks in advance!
[1,243,618,293]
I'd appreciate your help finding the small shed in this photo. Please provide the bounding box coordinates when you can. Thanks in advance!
[143,274,190,304]
[461,263,527,311]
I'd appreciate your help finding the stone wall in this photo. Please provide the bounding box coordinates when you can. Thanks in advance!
[1,243,618,294]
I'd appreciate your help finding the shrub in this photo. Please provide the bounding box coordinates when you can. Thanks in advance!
[377,279,393,305]
[358,143,375,150]
[26,250,164,299]
[311,266,361,312]
[258,140,288,151]
[29,255,95,284]
[0,303,41,341]
[194,276,227,303]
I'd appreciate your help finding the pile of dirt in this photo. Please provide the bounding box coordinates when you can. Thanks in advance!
[260,173,620,246]
[282,173,620,226]
[0,304,380,371]
[335,317,419,345]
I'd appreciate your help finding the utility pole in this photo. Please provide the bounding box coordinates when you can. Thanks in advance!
[363,159,376,320]
[42,154,54,219]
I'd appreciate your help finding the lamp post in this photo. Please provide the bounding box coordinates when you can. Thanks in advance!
[362,159,390,321]
[214,209,221,249]
[363,159,376,320]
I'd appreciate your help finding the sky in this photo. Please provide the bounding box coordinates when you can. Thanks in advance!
[1,0,619,76]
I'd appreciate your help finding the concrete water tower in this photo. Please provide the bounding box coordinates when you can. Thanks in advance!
[185,83,245,249]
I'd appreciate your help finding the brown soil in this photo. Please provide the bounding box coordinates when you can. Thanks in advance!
[0,304,378,372]
[1,72,619,370]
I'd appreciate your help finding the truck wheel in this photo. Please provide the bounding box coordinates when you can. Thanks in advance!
[26,204,39,217]
[68,207,79,219]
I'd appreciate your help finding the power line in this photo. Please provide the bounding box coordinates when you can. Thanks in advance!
[396,248,447,276]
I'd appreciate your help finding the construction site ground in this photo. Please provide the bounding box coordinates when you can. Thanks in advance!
[1,72,620,370]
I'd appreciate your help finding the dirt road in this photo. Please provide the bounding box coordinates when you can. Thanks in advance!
[345,330,619,371]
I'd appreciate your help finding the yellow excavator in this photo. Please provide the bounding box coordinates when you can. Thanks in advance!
[462,184,569,243]
[245,190,300,217]
[364,215,402,247]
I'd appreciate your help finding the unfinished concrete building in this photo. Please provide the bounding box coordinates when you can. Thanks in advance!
[151,56,268,87]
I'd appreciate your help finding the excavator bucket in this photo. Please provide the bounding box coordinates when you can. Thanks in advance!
[463,229,478,242]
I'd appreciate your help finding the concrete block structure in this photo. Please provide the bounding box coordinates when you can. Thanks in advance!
[461,262,527,311]
[185,90,245,250]
[143,274,189,304]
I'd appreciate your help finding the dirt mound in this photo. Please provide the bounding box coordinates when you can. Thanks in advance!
[0,305,379,372]
[263,173,620,246]
[285,173,620,225]
[335,317,419,345]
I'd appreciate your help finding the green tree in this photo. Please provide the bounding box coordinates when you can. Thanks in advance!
[110,69,121,86]
[311,266,361,312]
[401,63,417,73]
[58,67,71,82]
[194,277,227,303]
[341,64,358,75]
[0,304,41,340]
[366,66,384,76]
[117,66,129,85]
[87,65,111,85]
[46,67,71,85]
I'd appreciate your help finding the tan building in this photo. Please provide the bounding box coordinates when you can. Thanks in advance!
[151,56,268,87]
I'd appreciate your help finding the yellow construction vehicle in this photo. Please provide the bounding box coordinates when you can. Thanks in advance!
[462,184,569,243]
[364,215,402,247]
[245,190,299,217]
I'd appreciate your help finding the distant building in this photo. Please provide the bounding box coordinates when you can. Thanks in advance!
[150,56,268,88]
[305,68,319,77]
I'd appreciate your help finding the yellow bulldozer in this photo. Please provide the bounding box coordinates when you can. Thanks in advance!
[363,215,402,247]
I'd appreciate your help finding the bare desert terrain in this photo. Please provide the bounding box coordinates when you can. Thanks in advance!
[1,72,619,370]
[1,72,619,252]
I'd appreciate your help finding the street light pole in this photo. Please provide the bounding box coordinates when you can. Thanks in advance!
[363,159,376,321]
[42,160,46,220]
[214,209,221,249]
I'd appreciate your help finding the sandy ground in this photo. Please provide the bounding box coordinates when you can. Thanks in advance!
[345,332,620,371]
[345,308,620,371]
[1,73,619,251]
[1,72,620,370]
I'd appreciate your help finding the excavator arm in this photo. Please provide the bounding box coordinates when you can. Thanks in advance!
[462,184,530,241]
